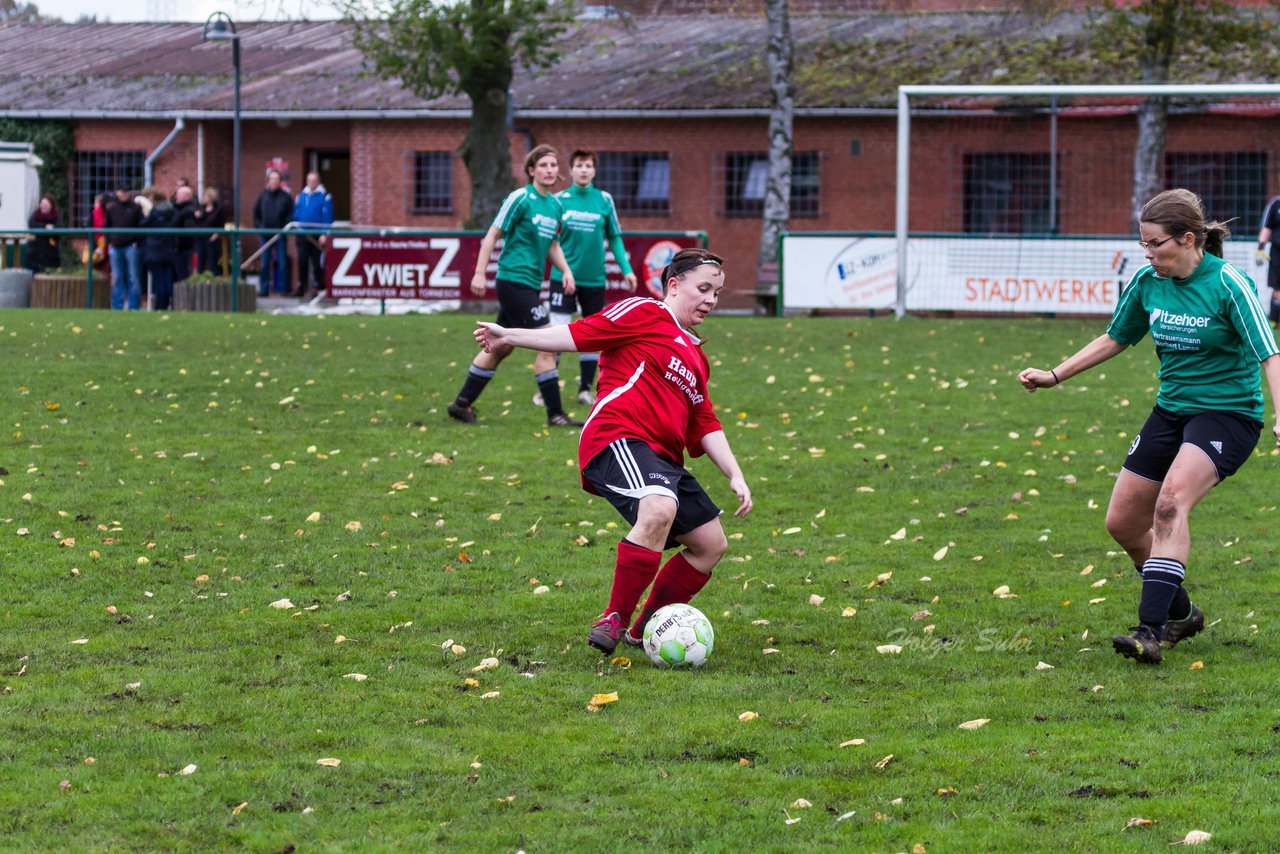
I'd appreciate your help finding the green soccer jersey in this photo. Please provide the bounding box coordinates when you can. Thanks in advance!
[1107,252,1278,419]
[492,184,564,289]
[550,184,634,288]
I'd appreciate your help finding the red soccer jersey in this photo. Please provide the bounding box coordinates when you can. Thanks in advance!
[569,297,723,481]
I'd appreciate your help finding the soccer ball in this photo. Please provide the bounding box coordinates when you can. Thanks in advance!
[642,603,714,668]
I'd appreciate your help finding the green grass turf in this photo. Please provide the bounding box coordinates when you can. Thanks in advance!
[2,310,1277,852]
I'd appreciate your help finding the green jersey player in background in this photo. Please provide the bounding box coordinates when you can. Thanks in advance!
[1019,188,1280,665]
[541,150,638,407]
[447,144,582,427]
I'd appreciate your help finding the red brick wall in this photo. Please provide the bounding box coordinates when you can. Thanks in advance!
[73,111,1280,309]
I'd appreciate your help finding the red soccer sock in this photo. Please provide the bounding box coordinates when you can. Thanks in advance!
[630,550,711,637]
[605,539,663,624]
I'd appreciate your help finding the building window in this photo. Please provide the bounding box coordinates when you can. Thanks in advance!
[962,152,1059,235]
[722,152,819,217]
[1165,151,1267,224]
[411,151,453,214]
[597,152,670,215]
[73,150,144,226]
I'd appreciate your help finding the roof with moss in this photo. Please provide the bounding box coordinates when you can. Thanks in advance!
[1,11,1279,117]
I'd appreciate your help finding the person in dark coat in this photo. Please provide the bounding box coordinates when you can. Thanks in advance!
[192,187,227,275]
[23,194,61,273]
[172,185,197,282]
[252,169,293,295]
[105,187,144,310]
[140,187,178,311]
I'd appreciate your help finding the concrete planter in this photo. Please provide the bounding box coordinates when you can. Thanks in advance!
[0,268,33,308]
[31,273,111,309]
[172,279,257,313]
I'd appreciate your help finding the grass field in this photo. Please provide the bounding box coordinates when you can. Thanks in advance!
[2,309,1277,852]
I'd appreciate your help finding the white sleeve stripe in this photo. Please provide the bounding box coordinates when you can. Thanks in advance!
[492,190,522,230]
[602,296,654,321]
[1220,265,1279,360]
[1109,265,1149,327]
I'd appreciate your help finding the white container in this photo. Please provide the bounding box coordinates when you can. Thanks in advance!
[0,142,43,233]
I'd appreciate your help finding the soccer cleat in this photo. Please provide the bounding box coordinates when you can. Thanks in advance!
[532,392,544,406]
[1162,604,1204,648]
[622,629,643,648]
[446,401,477,423]
[578,389,596,406]
[1112,624,1163,664]
[588,612,624,654]
[547,412,583,427]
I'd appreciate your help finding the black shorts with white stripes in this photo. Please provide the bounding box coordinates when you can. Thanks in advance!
[582,438,722,550]
[1123,405,1262,482]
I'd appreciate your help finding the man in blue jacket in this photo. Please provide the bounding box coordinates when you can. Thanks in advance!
[293,171,334,298]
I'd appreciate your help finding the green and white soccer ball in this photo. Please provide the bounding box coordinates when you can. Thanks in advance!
[642,603,714,668]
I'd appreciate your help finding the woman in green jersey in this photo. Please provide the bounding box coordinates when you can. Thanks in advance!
[447,144,581,427]
[1020,188,1280,664]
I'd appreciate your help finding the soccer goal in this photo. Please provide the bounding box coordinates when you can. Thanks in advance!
[882,83,1280,317]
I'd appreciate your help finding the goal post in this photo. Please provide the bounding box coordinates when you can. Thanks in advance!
[893,83,1280,317]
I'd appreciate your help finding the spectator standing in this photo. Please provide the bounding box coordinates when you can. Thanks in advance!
[88,193,109,272]
[140,187,178,311]
[22,194,60,273]
[192,187,227,275]
[172,185,197,282]
[105,187,143,310]
[292,171,333,297]
[252,169,293,295]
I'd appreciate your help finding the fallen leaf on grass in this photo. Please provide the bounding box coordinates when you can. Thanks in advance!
[839,739,866,748]
[231,802,248,816]
[911,610,931,621]
[334,635,348,644]
[306,512,321,523]
[1123,817,1154,829]
[781,527,802,535]
[610,656,631,669]
[933,545,948,561]
[739,711,759,721]
[179,764,198,776]
[480,691,500,699]
[876,644,903,654]
[450,644,466,656]
[472,657,499,672]
[958,718,990,730]
[937,787,957,796]
[1189,660,1204,670]
[791,798,812,808]
[532,585,550,595]
[342,673,368,681]
[762,648,781,655]
[587,692,619,711]
[808,594,825,606]
[335,590,351,602]
[69,638,89,645]
[841,607,857,617]
[1035,661,1055,670]
[344,521,362,532]
[316,758,341,767]
[269,598,294,609]
[874,754,894,769]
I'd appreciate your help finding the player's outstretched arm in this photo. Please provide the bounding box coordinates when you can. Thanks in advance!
[474,321,578,355]
[700,430,752,517]
[1019,332,1126,393]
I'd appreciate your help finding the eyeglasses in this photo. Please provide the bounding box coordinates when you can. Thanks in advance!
[1138,236,1174,250]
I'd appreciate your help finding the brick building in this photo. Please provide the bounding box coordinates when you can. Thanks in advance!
[2,8,1279,308]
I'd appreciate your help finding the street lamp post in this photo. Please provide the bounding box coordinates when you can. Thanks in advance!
[202,12,241,311]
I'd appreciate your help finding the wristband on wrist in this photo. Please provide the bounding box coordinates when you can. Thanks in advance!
[1050,369,1061,385]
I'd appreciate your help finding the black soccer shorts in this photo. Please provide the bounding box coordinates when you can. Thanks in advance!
[495,278,550,329]
[582,438,722,550]
[549,280,606,318]
[1123,405,1262,483]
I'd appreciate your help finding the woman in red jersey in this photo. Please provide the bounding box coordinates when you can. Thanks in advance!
[474,247,753,654]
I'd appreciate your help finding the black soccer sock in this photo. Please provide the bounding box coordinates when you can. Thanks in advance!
[579,352,599,392]
[1168,585,1193,622]
[536,369,564,416]
[456,365,495,406]
[1138,557,1186,632]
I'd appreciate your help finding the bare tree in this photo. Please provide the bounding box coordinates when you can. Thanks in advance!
[756,0,793,311]
[346,0,575,227]
[1088,0,1272,229]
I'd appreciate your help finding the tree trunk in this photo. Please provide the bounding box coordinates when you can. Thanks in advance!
[461,83,516,230]
[1131,96,1167,230]
[756,0,793,311]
